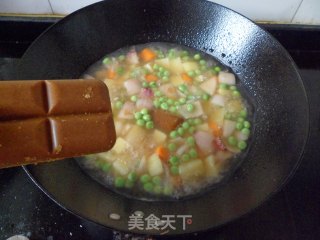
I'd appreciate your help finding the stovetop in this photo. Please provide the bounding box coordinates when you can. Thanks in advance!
[0,19,320,240]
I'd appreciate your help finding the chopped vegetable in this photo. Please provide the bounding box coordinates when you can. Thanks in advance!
[194,131,214,155]
[155,146,170,161]
[209,121,222,137]
[140,48,157,62]
[148,153,164,176]
[124,79,141,95]
[181,73,193,84]
[222,120,237,137]
[218,72,236,85]
[145,74,158,82]
[200,77,218,95]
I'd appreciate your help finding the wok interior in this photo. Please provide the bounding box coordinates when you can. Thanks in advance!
[19,0,308,234]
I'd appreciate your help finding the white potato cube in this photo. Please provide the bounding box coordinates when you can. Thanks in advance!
[219,72,236,85]
[200,77,217,95]
[148,153,164,176]
[222,120,236,137]
[179,159,204,182]
[204,155,219,179]
[182,61,198,72]
[112,137,130,154]
[152,129,167,145]
[113,160,129,176]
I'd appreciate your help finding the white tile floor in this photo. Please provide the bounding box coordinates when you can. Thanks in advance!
[0,0,319,25]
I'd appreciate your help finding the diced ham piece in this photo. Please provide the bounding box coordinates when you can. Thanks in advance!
[126,49,139,64]
[136,98,153,110]
[194,131,214,155]
[124,79,141,95]
[139,88,154,98]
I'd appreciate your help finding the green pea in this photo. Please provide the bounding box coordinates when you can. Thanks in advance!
[137,119,146,126]
[232,90,240,97]
[150,82,157,88]
[114,177,125,188]
[182,153,190,162]
[169,156,179,165]
[168,143,176,152]
[238,141,247,150]
[187,95,194,100]
[146,121,154,129]
[214,66,221,72]
[177,127,185,136]
[118,55,125,61]
[169,106,177,113]
[236,122,244,130]
[167,99,174,105]
[128,172,137,182]
[116,67,125,75]
[199,59,206,65]
[162,76,169,82]
[194,118,202,125]
[152,176,162,185]
[141,108,148,115]
[170,131,178,138]
[239,109,247,118]
[230,85,237,91]
[242,128,250,135]
[195,69,201,76]
[179,97,187,104]
[243,121,251,128]
[187,70,195,77]
[237,117,245,123]
[189,148,198,158]
[159,97,166,103]
[160,102,169,110]
[200,65,208,72]
[142,81,149,87]
[102,162,111,172]
[182,56,190,61]
[193,54,201,60]
[202,94,210,101]
[224,112,232,120]
[125,180,134,188]
[134,112,142,119]
[182,122,190,129]
[144,182,154,192]
[140,174,151,183]
[159,67,165,72]
[143,114,151,121]
[153,64,159,70]
[189,126,196,134]
[156,72,162,78]
[130,95,137,102]
[155,90,162,97]
[174,101,180,106]
[186,103,194,112]
[154,186,163,194]
[153,100,160,108]
[228,136,237,146]
[170,165,179,175]
[163,186,173,195]
[181,50,189,57]
[178,84,188,93]
[102,57,110,64]
[219,83,228,90]
[115,101,123,109]
[186,136,195,145]
[164,70,170,77]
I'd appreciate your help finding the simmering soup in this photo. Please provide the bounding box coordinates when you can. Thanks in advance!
[78,43,252,198]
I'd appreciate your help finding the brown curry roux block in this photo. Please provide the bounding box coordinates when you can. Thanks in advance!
[0,79,116,169]
[151,109,184,133]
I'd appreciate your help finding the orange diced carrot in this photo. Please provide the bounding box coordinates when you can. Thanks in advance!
[140,48,157,62]
[106,69,116,79]
[155,146,170,162]
[145,74,158,82]
[181,73,193,84]
[209,121,222,137]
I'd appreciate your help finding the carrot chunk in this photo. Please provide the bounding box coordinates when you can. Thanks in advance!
[140,48,157,62]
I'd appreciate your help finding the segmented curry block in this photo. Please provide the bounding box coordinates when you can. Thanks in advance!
[78,43,252,198]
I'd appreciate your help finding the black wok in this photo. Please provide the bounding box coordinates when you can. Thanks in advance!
[12,0,309,235]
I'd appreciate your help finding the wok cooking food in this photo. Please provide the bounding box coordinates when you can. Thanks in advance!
[12,0,308,235]
[79,43,252,199]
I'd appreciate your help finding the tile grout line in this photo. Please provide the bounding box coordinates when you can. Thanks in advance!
[290,0,304,23]
[47,0,54,14]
